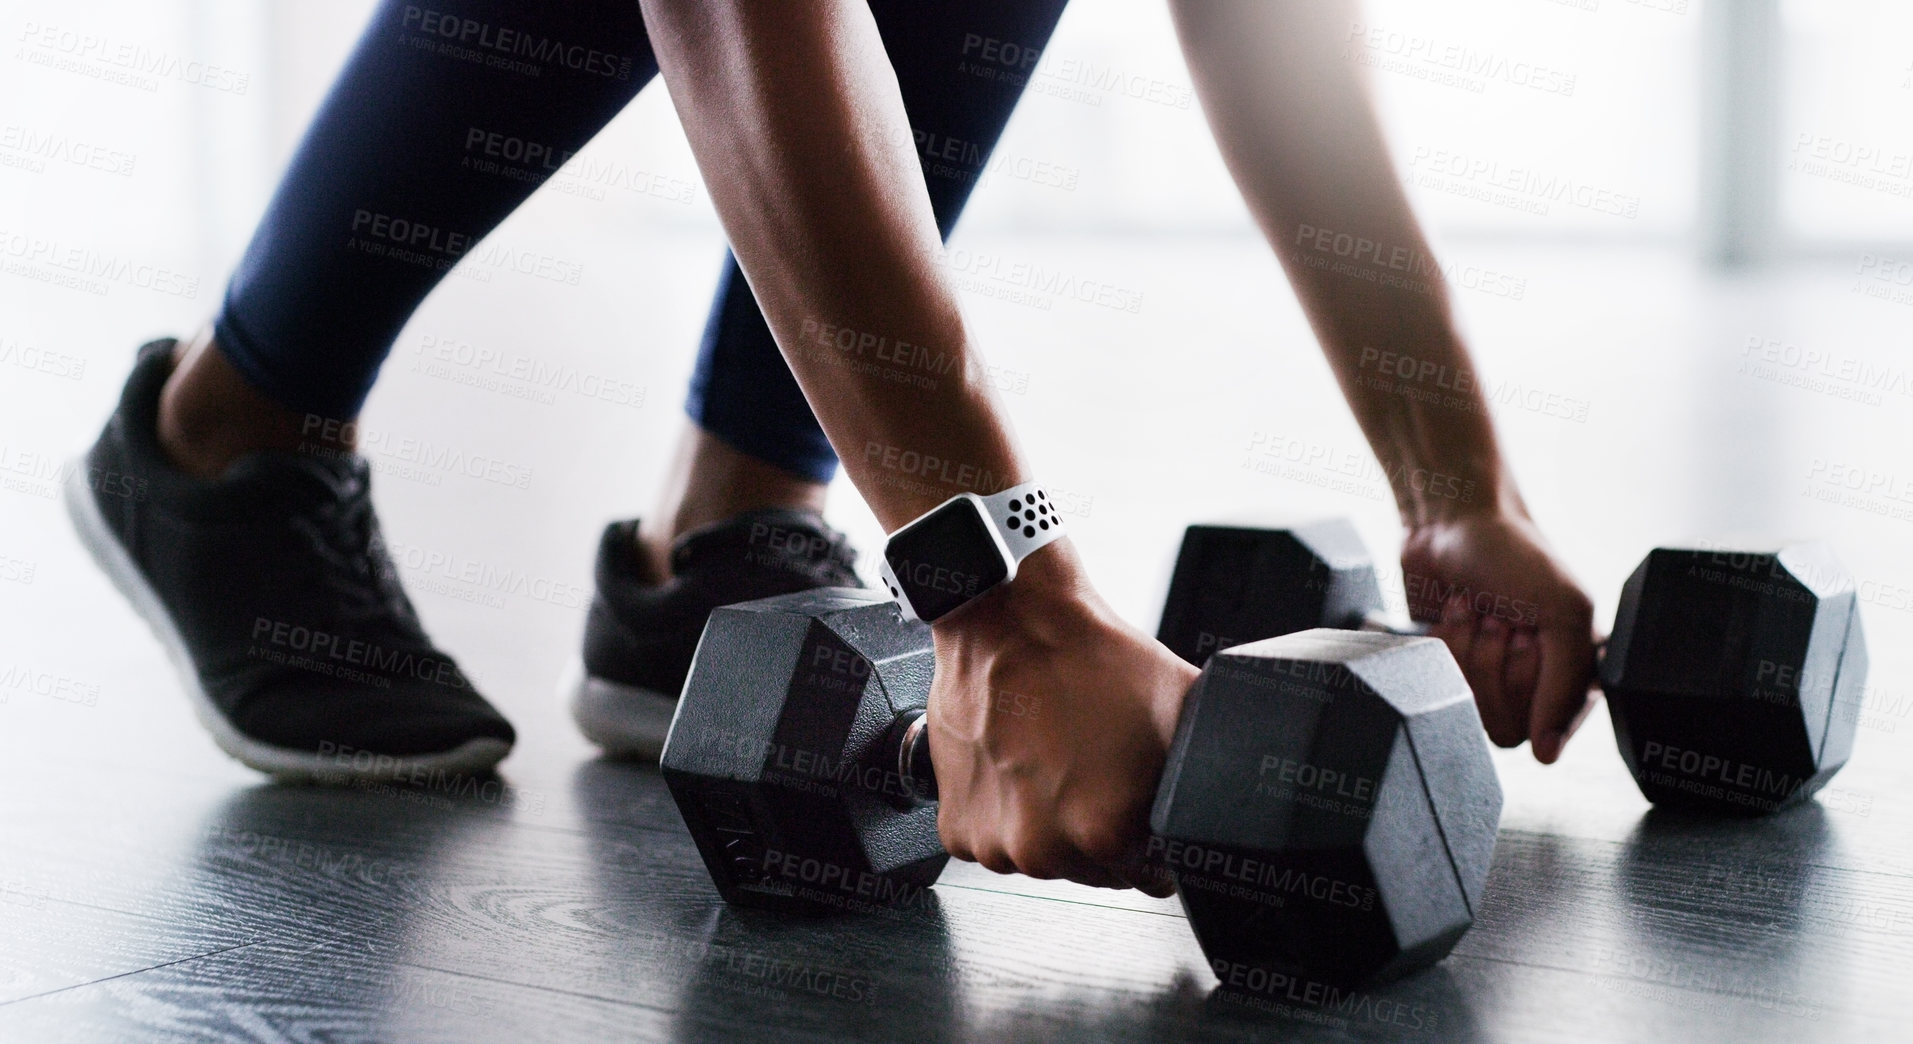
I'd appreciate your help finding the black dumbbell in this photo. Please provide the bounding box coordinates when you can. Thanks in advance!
[1156,520,1394,665]
[1602,545,1867,814]
[661,587,1501,986]
[1158,520,1870,816]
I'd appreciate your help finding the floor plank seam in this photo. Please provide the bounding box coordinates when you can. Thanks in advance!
[3,891,256,935]
[1493,826,1913,881]
[0,942,263,1010]
[394,959,680,1016]
[1443,950,1852,1010]
[935,881,1191,919]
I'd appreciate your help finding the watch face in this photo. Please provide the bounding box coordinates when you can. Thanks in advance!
[884,499,1010,622]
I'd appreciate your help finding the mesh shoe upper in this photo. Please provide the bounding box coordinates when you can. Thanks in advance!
[83,340,514,758]
[581,510,865,698]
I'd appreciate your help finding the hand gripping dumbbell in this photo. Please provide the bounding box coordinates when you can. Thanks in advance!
[1157,520,1870,815]
[661,587,1502,986]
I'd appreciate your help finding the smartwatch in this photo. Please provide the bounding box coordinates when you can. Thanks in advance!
[877,481,1067,623]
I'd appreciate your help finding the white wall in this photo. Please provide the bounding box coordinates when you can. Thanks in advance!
[1780,0,1913,245]
[16,0,1913,295]
[241,0,1707,244]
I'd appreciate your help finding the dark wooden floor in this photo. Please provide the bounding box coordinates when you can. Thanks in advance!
[3,714,1909,1043]
[6,239,1912,1042]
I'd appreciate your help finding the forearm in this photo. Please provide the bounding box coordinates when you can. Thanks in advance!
[639,0,1021,530]
[1170,0,1516,525]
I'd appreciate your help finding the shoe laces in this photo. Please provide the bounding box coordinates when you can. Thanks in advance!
[671,515,861,584]
[285,463,420,637]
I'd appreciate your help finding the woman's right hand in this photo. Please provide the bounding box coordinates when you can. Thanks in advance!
[926,542,1198,896]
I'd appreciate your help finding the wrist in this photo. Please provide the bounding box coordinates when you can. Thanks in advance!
[1394,452,1524,528]
[1401,492,1537,558]
[1339,333,1522,527]
[1405,483,1504,527]
[930,539,1093,643]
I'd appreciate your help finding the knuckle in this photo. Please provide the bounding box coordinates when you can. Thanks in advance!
[937,821,974,863]
[975,847,1016,876]
[1071,820,1135,867]
[1005,842,1062,881]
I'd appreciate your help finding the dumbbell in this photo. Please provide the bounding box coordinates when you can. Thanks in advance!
[1157,520,1870,816]
[661,587,1501,986]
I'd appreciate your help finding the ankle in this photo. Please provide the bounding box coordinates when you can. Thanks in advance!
[639,426,828,580]
[155,387,253,482]
[634,500,827,585]
[155,329,351,479]
[155,411,236,480]
[633,524,674,585]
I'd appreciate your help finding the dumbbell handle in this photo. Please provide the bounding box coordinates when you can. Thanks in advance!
[887,613,1605,806]
[884,619,1436,805]
[888,707,938,805]
[885,614,1487,809]
[1352,609,1430,636]
[1351,609,1611,661]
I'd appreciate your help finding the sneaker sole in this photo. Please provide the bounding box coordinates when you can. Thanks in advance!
[63,461,511,784]
[562,659,676,762]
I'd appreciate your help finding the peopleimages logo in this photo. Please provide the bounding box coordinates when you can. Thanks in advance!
[0,552,36,586]
[940,248,1146,314]
[863,442,1002,492]
[1637,741,1799,796]
[411,334,645,409]
[757,849,932,908]
[459,127,694,204]
[300,416,536,490]
[800,319,958,377]
[1145,837,1377,911]
[689,723,917,804]
[250,618,470,691]
[1345,22,1576,97]
[0,664,100,707]
[0,227,199,299]
[1406,146,1637,218]
[1210,958,1440,1029]
[892,558,981,598]
[0,124,136,176]
[15,21,252,93]
[399,6,635,79]
[0,337,86,380]
[1258,756,1378,802]
[351,210,473,258]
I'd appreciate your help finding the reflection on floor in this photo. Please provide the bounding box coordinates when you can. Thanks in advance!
[2,241,1911,1042]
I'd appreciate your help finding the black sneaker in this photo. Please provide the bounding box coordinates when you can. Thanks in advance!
[568,510,864,759]
[64,340,515,782]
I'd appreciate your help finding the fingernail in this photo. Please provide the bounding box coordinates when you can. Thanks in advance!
[1510,630,1535,651]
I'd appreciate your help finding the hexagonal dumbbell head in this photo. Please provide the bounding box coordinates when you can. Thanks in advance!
[1150,629,1501,987]
[1601,544,1868,815]
[1157,520,1386,666]
[661,588,944,914]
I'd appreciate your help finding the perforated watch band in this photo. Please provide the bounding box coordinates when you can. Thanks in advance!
[877,481,1067,623]
[979,480,1067,561]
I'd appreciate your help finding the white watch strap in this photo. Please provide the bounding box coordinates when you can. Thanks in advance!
[877,481,1067,623]
[877,558,920,622]
[981,480,1066,562]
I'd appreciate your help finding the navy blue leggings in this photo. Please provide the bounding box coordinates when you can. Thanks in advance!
[215,0,1068,483]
